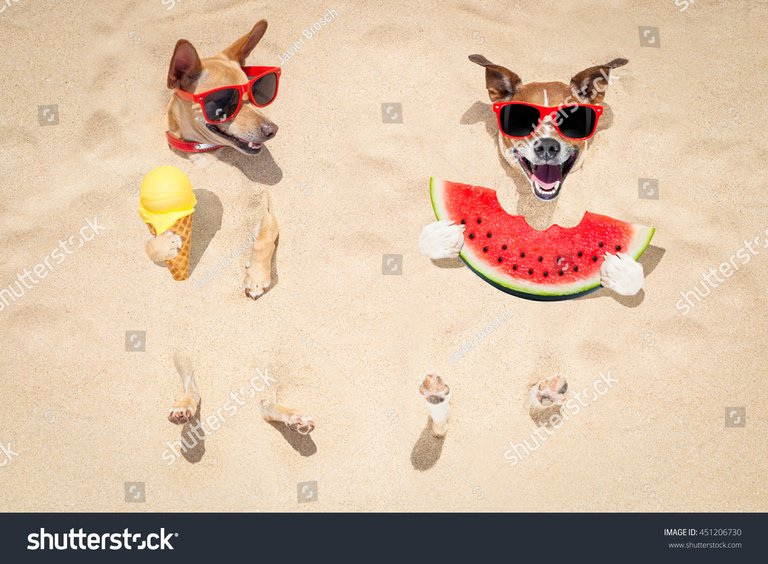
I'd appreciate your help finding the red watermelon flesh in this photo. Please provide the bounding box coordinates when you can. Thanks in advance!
[430,178,655,300]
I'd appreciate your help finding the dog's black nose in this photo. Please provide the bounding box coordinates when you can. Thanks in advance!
[534,138,560,160]
[261,122,278,139]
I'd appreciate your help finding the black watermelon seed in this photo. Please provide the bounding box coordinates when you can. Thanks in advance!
[469,233,475,239]
[558,270,564,276]
[497,257,503,263]
[598,242,604,248]
[538,256,543,262]
[573,266,579,272]
[502,244,508,250]
[528,268,534,275]
[543,271,548,277]
[487,232,492,238]
[477,218,482,224]
[577,251,583,257]
[615,245,621,251]
[592,255,598,262]
[512,265,517,271]
[483,246,488,253]
[460,219,466,224]
[520,252,526,258]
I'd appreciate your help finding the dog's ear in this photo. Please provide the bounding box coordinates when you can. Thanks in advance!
[469,54,522,102]
[221,20,268,65]
[168,40,203,91]
[570,58,628,103]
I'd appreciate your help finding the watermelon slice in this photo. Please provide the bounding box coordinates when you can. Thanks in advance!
[430,178,655,301]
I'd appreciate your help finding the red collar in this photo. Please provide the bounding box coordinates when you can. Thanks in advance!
[166,131,225,153]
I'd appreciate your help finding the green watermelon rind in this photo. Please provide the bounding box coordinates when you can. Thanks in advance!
[429,177,656,301]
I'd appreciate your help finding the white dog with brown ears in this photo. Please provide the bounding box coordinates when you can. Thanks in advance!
[419,56,644,296]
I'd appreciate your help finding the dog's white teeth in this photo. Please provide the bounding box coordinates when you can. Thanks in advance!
[533,180,561,194]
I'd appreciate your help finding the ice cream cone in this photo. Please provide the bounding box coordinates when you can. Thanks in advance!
[139,166,197,282]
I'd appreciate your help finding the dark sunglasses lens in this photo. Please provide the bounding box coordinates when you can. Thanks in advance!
[559,106,597,139]
[499,104,541,137]
[204,88,240,122]
[251,73,277,106]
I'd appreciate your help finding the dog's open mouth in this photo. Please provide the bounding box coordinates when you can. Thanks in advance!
[206,124,263,154]
[514,150,579,201]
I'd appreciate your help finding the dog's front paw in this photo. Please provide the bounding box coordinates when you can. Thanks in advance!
[600,252,644,296]
[162,231,183,259]
[419,220,465,260]
[244,261,271,300]
[148,230,183,262]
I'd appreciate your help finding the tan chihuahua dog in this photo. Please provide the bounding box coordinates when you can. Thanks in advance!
[161,20,279,299]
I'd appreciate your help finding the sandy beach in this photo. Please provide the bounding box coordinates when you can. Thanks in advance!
[0,0,766,512]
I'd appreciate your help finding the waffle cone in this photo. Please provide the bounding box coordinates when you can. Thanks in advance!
[147,213,194,281]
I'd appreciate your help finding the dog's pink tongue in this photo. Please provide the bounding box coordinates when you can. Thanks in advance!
[532,164,562,189]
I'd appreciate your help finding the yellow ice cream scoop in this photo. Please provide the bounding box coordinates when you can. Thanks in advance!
[139,166,197,234]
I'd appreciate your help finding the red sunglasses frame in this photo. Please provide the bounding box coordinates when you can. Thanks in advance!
[174,66,282,124]
[492,101,604,141]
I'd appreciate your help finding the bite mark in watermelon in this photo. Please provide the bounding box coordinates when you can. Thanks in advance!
[430,178,655,301]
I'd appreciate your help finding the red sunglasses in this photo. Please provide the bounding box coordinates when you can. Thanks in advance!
[492,101,603,141]
[175,66,281,124]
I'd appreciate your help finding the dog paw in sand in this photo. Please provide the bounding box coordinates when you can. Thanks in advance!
[244,209,278,300]
[600,252,644,296]
[244,260,272,299]
[146,230,183,263]
[419,373,451,437]
[260,401,315,435]
[529,375,568,409]
[419,220,465,260]
[168,353,201,425]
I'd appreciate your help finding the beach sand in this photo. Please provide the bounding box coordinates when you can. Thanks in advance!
[0,0,766,511]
